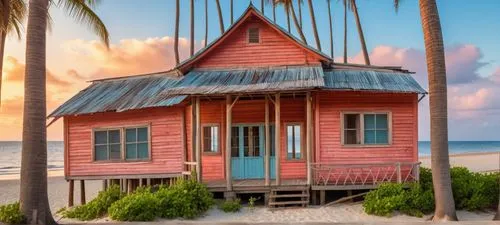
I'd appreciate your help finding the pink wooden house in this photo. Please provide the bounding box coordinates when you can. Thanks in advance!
[50,5,426,207]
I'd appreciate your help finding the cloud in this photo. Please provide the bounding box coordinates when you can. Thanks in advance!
[62,36,197,80]
[3,56,72,89]
[490,67,500,83]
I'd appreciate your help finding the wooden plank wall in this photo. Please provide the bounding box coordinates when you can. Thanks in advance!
[194,16,322,69]
[317,91,419,164]
[65,107,184,177]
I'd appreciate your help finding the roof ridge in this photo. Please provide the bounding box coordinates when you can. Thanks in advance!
[90,70,180,83]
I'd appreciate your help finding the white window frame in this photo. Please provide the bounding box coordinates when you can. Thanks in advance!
[285,122,304,160]
[340,111,392,147]
[92,124,152,162]
[202,124,220,154]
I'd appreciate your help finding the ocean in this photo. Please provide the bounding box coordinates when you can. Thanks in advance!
[0,141,499,175]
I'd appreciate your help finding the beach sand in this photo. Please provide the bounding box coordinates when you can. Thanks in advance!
[0,152,498,223]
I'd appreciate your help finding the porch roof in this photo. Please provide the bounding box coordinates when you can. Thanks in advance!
[49,66,426,118]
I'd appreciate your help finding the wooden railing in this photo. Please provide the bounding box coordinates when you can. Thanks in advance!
[310,162,421,188]
[182,161,198,177]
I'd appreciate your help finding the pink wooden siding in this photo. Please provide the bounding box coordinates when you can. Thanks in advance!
[194,16,323,69]
[316,91,419,165]
[65,107,184,177]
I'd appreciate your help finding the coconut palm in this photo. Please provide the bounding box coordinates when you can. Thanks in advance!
[264,0,276,22]
[344,0,369,65]
[21,0,109,224]
[174,0,179,64]
[275,0,307,44]
[327,0,333,58]
[0,0,26,107]
[215,0,224,34]
[297,0,302,28]
[230,0,233,24]
[343,0,347,63]
[189,0,194,56]
[306,0,321,51]
[395,0,458,221]
[204,0,208,47]
[261,0,264,14]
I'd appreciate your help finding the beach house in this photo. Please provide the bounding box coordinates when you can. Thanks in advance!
[50,5,426,207]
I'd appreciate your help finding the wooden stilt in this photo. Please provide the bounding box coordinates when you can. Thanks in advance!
[320,190,325,205]
[311,190,318,205]
[225,95,233,191]
[80,180,86,205]
[265,96,270,186]
[68,180,74,207]
[128,179,133,194]
[347,190,353,202]
[139,178,143,187]
[147,178,151,186]
[102,180,108,191]
[195,97,202,182]
[306,92,313,185]
[275,93,281,186]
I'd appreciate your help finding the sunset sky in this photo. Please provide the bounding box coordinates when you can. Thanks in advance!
[1,0,499,141]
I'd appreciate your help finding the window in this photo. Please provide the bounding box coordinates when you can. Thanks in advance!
[203,125,219,153]
[342,113,391,145]
[248,27,260,43]
[94,129,121,161]
[93,125,150,162]
[286,124,302,159]
[125,127,150,160]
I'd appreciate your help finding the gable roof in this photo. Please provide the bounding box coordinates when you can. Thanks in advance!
[175,4,332,74]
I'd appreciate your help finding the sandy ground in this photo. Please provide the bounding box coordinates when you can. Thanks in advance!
[0,152,498,224]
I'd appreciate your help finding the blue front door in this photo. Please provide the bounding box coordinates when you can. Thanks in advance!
[231,125,265,179]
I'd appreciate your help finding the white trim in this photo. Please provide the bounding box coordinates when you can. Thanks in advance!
[340,111,392,147]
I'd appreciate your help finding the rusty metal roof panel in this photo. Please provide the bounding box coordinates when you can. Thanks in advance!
[49,74,186,117]
[167,66,325,95]
[323,70,427,94]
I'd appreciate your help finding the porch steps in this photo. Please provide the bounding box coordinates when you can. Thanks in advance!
[268,186,310,208]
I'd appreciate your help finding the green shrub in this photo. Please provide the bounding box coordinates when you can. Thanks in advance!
[450,167,499,210]
[0,202,24,224]
[108,192,159,221]
[219,199,242,213]
[63,185,123,220]
[363,183,406,217]
[156,178,214,219]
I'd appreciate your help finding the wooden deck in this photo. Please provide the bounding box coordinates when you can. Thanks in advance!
[204,179,307,193]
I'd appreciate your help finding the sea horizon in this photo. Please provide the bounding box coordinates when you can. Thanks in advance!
[0,141,499,175]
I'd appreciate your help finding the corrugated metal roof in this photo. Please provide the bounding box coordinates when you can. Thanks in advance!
[49,74,187,117]
[168,66,324,95]
[50,67,426,118]
[324,70,427,94]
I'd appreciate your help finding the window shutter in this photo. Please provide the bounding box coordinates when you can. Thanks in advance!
[248,28,260,43]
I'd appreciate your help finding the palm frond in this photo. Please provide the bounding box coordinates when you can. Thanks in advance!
[57,0,109,47]
[4,0,27,39]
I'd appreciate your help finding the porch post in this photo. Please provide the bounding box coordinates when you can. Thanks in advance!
[264,96,270,186]
[191,98,196,162]
[225,95,233,191]
[275,93,281,186]
[306,92,312,185]
[195,97,202,182]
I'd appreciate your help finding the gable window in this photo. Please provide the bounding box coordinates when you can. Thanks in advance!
[342,112,391,146]
[125,127,150,160]
[203,125,219,153]
[286,124,302,159]
[94,129,121,161]
[248,27,260,43]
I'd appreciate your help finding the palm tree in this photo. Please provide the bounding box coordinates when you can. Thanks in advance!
[204,0,208,47]
[0,0,26,107]
[264,0,276,22]
[327,0,333,58]
[21,0,109,224]
[414,0,457,221]
[190,0,194,57]
[346,0,369,65]
[275,0,306,44]
[230,0,233,24]
[215,0,224,34]
[174,0,180,64]
[343,0,347,63]
[495,189,499,220]
[297,0,302,28]
[261,0,264,14]
[306,0,321,51]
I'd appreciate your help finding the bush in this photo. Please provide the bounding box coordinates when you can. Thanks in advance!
[108,192,159,221]
[156,178,214,219]
[63,185,123,220]
[219,199,242,213]
[363,167,500,217]
[0,202,24,224]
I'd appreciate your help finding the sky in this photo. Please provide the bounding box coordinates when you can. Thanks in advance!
[1,0,500,141]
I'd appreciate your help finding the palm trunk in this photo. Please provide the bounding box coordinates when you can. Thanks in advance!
[327,0,333,59]
[307,0,321,51]
[174,0,180,65]
[298,0,302,28]
[20,0,56,224]
[494,178,500,220]
[273,2,276,22]
[418,0,457,221]
[285,5,290,32]
[351,0,370,65]
[343,0,347,63]
[204,0,208,47]
[261,0,264,14]
[215,0,224,34]
[288,3,307,44]
[230,0,233,24]
[190,0,194,56]
[0,0,8,108]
